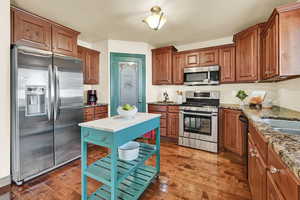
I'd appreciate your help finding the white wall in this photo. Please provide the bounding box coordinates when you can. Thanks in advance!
[0,0,11,185]
[276,78,300,111]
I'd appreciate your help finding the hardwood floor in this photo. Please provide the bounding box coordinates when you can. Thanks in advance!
[1,141,252,200]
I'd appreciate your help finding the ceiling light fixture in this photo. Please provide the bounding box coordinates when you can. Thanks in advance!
[143,6,166,30]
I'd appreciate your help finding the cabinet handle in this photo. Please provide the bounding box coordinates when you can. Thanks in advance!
[270,166,280,174]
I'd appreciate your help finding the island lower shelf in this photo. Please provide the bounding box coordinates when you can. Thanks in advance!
[89,165,157,200]
[84,142,158,199]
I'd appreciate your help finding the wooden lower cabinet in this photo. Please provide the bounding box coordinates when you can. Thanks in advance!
[84,105,108,122]
[167,113,179,138]
[248,122,300,200]
[267,172,285,200]
[222,109,245,156]
[148,104,179,139]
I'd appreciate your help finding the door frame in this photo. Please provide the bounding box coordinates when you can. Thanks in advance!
[110,52,146,116]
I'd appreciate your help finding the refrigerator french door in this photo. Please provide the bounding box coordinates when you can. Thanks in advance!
[11,45,83,185]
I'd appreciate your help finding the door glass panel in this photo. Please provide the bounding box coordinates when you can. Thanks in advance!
[119,62,139,107]
[183,114,212,136]
[184,72,208,82]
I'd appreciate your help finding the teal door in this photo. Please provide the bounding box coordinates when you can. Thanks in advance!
[110,52,146,116]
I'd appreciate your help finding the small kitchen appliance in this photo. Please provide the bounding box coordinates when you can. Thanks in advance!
[178,90,220,153]
[87,90,98,105]
[184,65,220,85]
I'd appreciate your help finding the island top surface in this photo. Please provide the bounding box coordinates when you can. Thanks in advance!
[79,112,161,132]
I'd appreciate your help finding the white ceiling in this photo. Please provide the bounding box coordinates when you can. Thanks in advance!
[12,0,295,47]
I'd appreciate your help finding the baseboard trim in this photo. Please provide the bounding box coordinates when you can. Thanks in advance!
[0,176,11,188]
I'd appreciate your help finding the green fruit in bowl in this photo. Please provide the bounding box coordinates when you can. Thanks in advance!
[122,104,134,111]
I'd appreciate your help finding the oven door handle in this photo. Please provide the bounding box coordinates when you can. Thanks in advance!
[181,111,217,117]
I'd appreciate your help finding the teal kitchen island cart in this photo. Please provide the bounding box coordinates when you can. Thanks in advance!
[79,113,161,200]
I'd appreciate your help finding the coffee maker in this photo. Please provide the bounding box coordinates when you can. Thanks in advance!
[87,90,97,105]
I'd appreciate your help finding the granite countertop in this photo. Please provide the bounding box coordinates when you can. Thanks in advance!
[147,102,182,106]
[83,103,108,108]
[79,113,161,132]
[221,104,300,179]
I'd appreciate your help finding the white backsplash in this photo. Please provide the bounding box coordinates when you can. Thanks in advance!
[148,82,277,105]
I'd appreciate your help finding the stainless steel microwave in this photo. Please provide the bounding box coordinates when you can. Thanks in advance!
[184,65,220,85]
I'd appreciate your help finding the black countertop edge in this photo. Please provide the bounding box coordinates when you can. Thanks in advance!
[84,103,108,108]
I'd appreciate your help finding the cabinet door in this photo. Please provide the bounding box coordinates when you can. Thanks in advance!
[152,49,173,84]
[167,113,179,138]
[248,137,256,194]
[223,109,244,155]
[199,49,219,66]
[85,49,99,84]
[219,46,236,83]
[236,28,259,82]
[173,53,184,84]
[52,24,78,57]
[185,52,200,67]
[267,173,285,200]
[13,9,51,51]
[266,16,279,79]
[253,152,267,200]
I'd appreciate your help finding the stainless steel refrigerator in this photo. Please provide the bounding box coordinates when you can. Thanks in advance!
[11,45,84,185]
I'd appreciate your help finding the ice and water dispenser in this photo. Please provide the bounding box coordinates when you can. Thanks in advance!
[25,86,46,116]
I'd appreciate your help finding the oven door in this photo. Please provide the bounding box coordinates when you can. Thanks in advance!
[179,111,218,142]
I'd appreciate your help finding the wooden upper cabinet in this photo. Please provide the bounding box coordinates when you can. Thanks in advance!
[152,46,177,85]
[11,6,80,57]
[262,15,279,80]
[78,46,100,84]
[12,8,52,51]
[261,3,300,80]
[52,24,79,57]
[199,49,219,66]
[172,53,184,84]
[219,45,236,83]
[223,109,245,156]
[234,23,264,82]
[185,52,200,67]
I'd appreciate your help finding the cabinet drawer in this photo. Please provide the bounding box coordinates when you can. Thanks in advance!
[84,114,94,122]
[168,106,179,113]
[95,113,108,120]
[249,123,268,162]
[84,107,94,115]
[95,105,108,114]
[268,145,300,200]
[160,118,167,128]
[148,105,168,112]
[149,111,167,119]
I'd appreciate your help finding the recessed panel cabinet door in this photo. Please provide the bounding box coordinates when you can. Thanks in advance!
[167,113,179,138]
[52,25,78,57]
[267,173,285,200]
[13,9,51,51]
[219,46,236,83]
[173,54,184,84]
[85,50,99,84]
[199,49,219,66]
[235,28,259,82]
[223,109,244,156]
[152,48,173,85]
[185,52,200,67]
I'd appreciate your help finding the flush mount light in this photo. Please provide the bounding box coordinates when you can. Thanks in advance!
[143,6,166,30]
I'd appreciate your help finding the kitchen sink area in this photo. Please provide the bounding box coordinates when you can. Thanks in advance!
[260,118,300,135]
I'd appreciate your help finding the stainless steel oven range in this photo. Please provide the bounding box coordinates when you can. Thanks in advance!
[178,90,220,153]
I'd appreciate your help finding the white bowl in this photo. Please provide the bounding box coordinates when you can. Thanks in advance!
[118,141,140,161]
[117,106,137,119]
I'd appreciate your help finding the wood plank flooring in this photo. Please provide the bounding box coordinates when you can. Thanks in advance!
[1,141,252,200]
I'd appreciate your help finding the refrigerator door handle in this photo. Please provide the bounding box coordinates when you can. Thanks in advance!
[48,65,53,121]
[54,66,60,121]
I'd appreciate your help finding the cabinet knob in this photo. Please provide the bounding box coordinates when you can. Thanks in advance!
[270,166,280,174]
